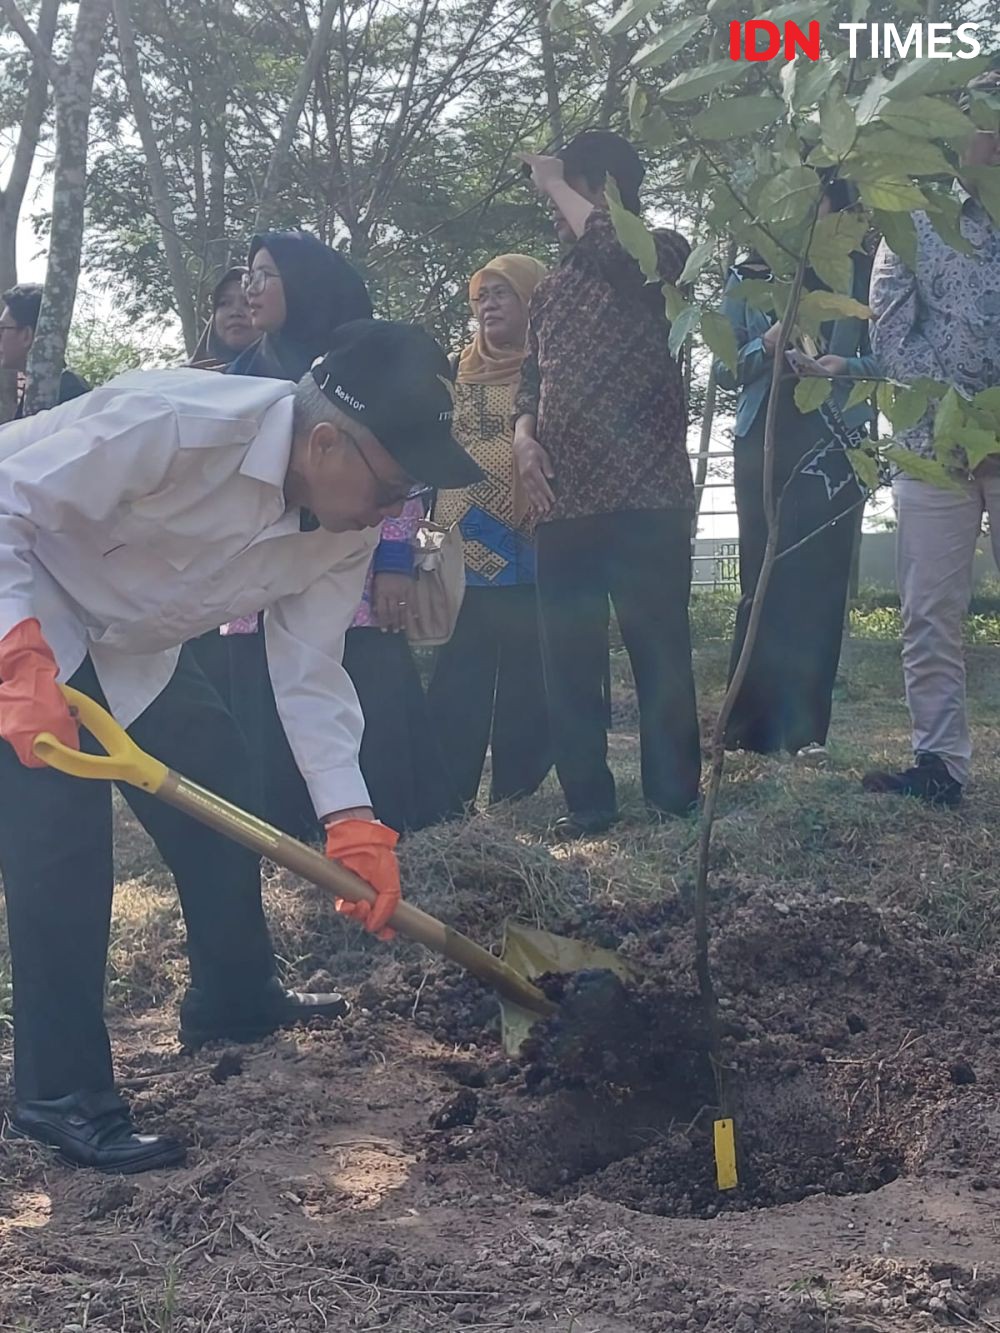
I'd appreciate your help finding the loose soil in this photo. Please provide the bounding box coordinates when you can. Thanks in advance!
[3,875,1000,1332]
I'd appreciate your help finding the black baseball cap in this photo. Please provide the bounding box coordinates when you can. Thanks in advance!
[311,320,483,489]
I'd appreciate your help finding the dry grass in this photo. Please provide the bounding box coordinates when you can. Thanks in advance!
[1,622,999,1028]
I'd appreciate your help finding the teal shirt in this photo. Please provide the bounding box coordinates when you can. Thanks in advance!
[716,260,879,439]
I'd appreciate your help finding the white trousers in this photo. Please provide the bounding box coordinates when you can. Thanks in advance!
[894,473,1000,784]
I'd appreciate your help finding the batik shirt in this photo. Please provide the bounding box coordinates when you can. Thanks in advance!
[514,209,694,521]
[434,380,536,586]
[869,194,1000,460]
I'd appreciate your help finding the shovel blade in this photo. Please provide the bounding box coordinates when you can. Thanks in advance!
[499,920,632,1057]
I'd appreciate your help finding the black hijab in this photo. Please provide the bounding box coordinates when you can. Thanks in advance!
[189,266,251,366]
[228,230,373,382]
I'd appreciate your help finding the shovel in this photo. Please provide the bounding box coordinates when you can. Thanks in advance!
[34,687,627,1055]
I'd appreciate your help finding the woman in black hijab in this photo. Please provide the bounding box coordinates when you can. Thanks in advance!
[229,231,373,379]
[189,266,257,369]
[221,230,458,839]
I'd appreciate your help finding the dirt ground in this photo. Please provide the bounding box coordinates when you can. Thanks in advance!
[2,633,1000,1332]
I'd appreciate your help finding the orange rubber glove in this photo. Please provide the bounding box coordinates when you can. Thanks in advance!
[325,819,401,942]
[0,618,79,768]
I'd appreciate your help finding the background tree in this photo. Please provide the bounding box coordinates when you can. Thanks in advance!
[0,0,58,294]
[1,0,111,411]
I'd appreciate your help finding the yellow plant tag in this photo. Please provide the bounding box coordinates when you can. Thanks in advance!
[714,1118,738,1191]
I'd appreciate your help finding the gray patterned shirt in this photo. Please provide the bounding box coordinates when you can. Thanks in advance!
[869,195,1000,460]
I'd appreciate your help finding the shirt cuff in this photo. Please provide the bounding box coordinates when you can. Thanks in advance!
[372,540,415,576]
[302,764,373,821]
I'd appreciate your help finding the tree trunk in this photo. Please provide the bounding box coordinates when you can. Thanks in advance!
[24,0,111,414]
[112,0,199,354]
[0,200,17,300]
[537,0,564,145]
[0,0,60,294]
[599,36,627,128]
[254,0,339,230]
[693,361,718,518]
[204,105,230,294]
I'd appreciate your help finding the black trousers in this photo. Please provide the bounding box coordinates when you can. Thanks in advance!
[187,628,233,713]
[227,628,318,842]
[0,650,275,1102]
[426,585,552,808]
[535,510,701,817]
[342,627,461,833]
[726,412,861,754]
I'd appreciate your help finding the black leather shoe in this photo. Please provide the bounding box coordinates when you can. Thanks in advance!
[862,752,963,808]
[178,980,350,1050]
[9,1090,185,1174]
[552,811,618,841]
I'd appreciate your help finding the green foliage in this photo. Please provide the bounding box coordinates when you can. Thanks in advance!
[633,15,707,68]
[819,82,857,159]
[793,377,832,412]
[603,0,990,479]
[851,604,1000,646]
[848,446,881,492]
[66,296,181,386]
[605,177,659,280]
[662,60,750,101]
[701,310,737,377]
[690,94,784,140]
[603,0,659,36]
[796,290,871,336]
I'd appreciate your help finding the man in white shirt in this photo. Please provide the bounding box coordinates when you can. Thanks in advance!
[0,319,481,1173]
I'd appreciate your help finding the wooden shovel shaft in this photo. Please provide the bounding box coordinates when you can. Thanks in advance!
[159,772,555,1019]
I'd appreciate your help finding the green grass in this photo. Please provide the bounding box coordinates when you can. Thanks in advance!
[688,585,1000,646]
[1,614,999,1027]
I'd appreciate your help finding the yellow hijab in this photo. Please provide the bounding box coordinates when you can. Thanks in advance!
[456,254,547,386]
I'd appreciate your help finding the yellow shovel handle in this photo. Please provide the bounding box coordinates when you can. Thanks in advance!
[32,686,168,792]
[31,685,555,1019]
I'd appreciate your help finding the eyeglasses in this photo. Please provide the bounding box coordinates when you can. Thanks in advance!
[347,435,431,507]
[242,269,281,296]
[472,286,517,306]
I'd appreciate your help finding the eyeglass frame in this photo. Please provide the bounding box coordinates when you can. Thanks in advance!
[241,268,282,296]
[344,430,431,508]
[470,282,519,307]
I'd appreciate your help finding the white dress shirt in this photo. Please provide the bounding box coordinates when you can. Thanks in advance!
[0,368,380,816]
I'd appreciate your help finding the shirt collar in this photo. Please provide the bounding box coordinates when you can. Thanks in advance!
[237,395,295,491]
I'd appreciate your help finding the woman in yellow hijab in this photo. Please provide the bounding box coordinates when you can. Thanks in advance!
[429,253,551,810]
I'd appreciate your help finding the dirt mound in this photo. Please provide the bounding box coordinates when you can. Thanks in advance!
[444,884,1000,1219]
[4,872,1000,1330]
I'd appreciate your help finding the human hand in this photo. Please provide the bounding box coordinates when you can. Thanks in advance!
[324,818,402,941]
[788,352,848,378]
[762,322,784,355]
[812,354,849,377]
[513,433,556,520]
[0,619,80,768]
[520,152,565,194]
[372,571,413,634]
